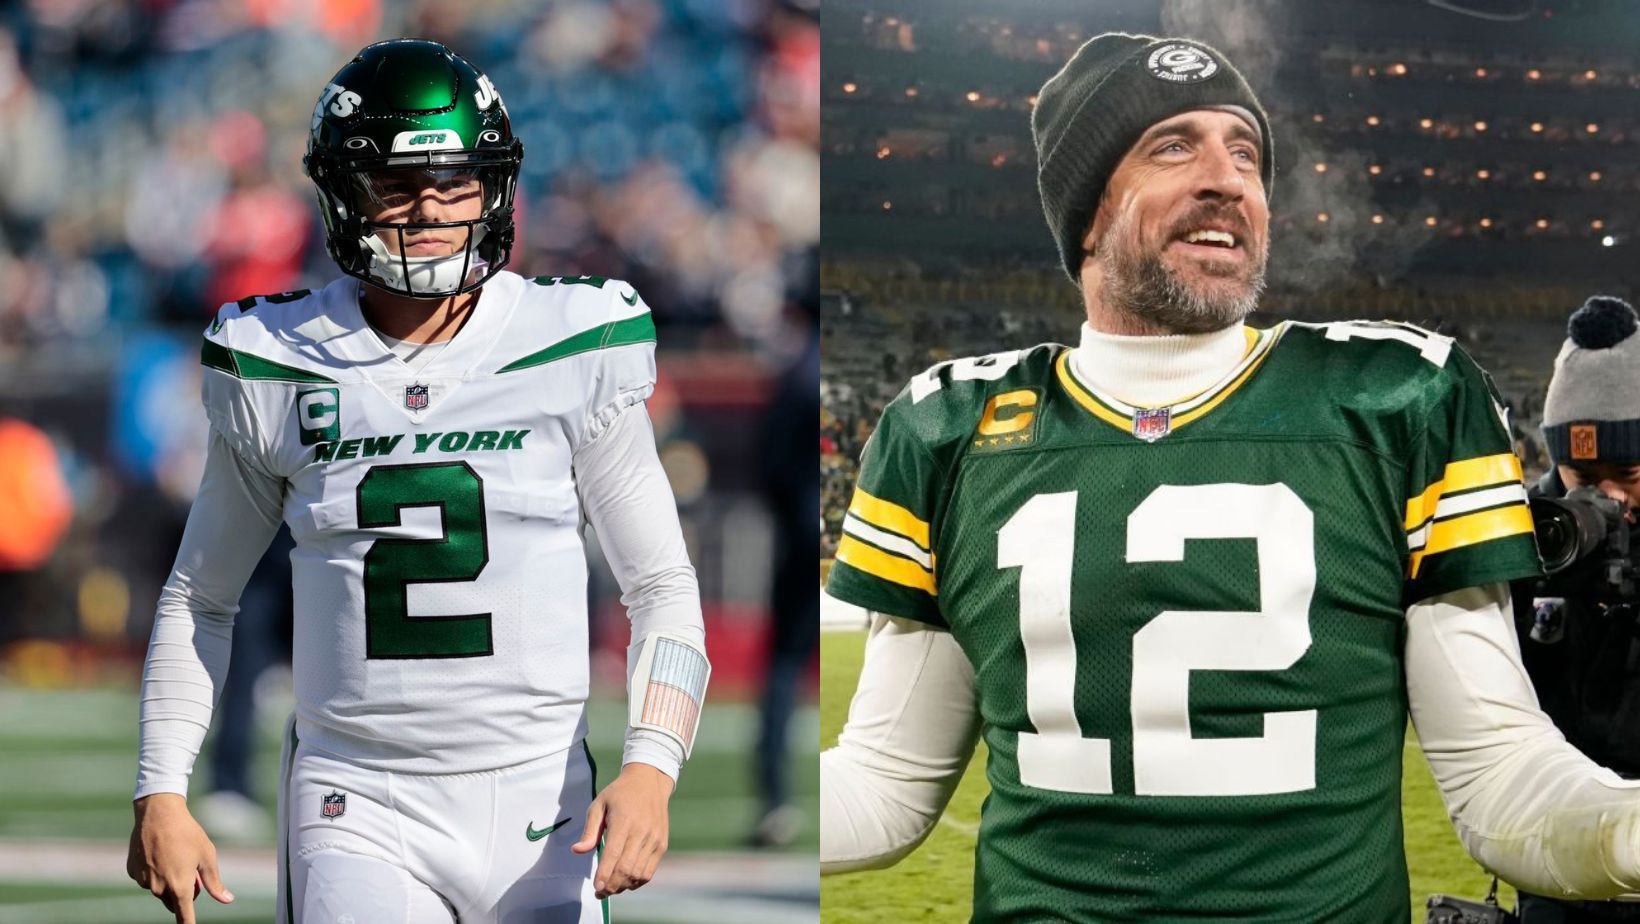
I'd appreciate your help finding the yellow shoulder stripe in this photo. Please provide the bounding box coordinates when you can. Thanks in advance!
[837,535,937,596]
[1405,453,1524,531]
[1408,504,1535,579]
[848,488,931,550]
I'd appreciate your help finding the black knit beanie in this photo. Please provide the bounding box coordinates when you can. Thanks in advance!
[1032,34,1274,282]
[1542,296,1640,464]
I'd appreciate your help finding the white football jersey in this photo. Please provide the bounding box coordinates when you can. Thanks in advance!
[202,270,656,773]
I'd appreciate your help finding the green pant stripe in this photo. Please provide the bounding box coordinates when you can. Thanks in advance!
[282,721,299,924]
[582,739,609,924]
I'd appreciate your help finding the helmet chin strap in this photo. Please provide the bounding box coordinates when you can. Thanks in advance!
[361,226,488,296]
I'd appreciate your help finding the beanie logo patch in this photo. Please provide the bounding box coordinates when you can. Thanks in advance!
[1572,424,1599,460]
[1146,43,1220,83]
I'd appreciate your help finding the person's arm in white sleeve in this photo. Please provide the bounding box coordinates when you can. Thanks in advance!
[570,400,706,899]
[1408,581,1640,898]
[135,428,284,800]
[574,402,706,781]
[821,611,981,875]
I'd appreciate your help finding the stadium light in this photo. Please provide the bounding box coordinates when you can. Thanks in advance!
[1419,117,1434,129]
[882,200,892,211]
[1479,218,1493,228]
[1592,219,1606,230]
[1391,63,1408,76]
[1586,122,1599,133]
[843,82,858,94]
[1590,171,1602,182]
[1473,120,1488,132]
[904,87,918,98]
[1368,164,1383,176]
[1371,214,1384,224]
[1425,216,1438,227]
[1527,68,1541,80]
[1476,169,1490,179]
[1585,69,1598,80]
[1536,218,1549,229]
[1314,162,1328,173]
[1603,236,1617,247]
[1422,166,1436,177]
[965,91,981,103]
[1366,115,1381,126]
[1317,212,1330,223]
[1530,122,1544,133]
[1474,67,1487,78]
[1312,113,1325,123]
[876,146,890,159]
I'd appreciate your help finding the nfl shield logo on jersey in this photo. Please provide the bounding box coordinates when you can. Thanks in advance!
[1133,406,1172,443]
[321,790,346,820]
[405,384,430,410]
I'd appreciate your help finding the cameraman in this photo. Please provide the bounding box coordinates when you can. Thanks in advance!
[1517,296,1640,924]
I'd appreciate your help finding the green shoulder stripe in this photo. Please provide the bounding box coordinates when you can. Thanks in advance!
[201,339,336,383]
[497,313,656,374]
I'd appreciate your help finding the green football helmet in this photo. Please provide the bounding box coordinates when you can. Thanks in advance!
[304,39,524,298]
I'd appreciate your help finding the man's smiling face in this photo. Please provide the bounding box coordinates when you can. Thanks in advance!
[1081,108,1271,333]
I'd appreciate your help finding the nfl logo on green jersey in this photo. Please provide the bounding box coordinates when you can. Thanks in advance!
[1132,406,1171,442]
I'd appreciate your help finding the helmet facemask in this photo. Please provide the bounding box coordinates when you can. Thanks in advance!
[310,146,522,299]
[353,164,508,297]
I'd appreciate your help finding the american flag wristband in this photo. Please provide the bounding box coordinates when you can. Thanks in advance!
[629,631,710,758]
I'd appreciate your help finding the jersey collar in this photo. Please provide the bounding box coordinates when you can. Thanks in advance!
[1056,322,1286,435]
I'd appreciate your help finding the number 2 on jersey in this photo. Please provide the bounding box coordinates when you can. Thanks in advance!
[357,462,492,659]
[999,484,1317,796]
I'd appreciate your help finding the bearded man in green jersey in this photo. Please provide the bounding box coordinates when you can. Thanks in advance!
[821,33,1640,922]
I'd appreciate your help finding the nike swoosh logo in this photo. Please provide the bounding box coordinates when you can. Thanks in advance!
[209,316,223,335]
[621,290,639,306]
[526,817,572,842]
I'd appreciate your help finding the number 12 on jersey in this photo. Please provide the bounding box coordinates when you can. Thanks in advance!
[998,484,1317,797]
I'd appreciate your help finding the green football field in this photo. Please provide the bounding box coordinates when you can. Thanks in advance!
[0,684,817,923]
[819,630,1516,924]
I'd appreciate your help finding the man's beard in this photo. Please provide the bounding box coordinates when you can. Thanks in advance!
[1096,209,1267,335]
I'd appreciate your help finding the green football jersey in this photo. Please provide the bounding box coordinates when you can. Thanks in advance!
[826,320,1544,922]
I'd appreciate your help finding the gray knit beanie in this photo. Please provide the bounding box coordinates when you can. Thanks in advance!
[1542,296,1640,464]
[1032,34,1274,282]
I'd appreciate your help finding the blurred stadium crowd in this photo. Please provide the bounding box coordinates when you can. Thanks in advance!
[0,0,819,661]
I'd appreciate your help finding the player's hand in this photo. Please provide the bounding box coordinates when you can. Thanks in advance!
[571,762,675,899]
[127,793,235,924]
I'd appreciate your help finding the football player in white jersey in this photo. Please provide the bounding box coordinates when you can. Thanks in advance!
[126,39,710,924]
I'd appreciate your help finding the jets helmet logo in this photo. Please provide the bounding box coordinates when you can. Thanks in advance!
[1146,43,1219,83]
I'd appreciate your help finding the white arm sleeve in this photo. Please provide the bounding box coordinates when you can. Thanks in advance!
[821,612,981,875]
[1408,582,1640,898]
[574,403,704,782]
[134,428,283,800]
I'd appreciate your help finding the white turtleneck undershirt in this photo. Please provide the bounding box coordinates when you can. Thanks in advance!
[1069,320,1249,408]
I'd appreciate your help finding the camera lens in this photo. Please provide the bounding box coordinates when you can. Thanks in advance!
[1530,494,1617,573]
[1532,503,1580,573]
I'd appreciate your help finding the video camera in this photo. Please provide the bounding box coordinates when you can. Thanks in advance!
[1525,484,1638,645]
[1529,485,1636,600]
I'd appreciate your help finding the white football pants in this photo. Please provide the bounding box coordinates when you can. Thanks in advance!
[276,715,604,923]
